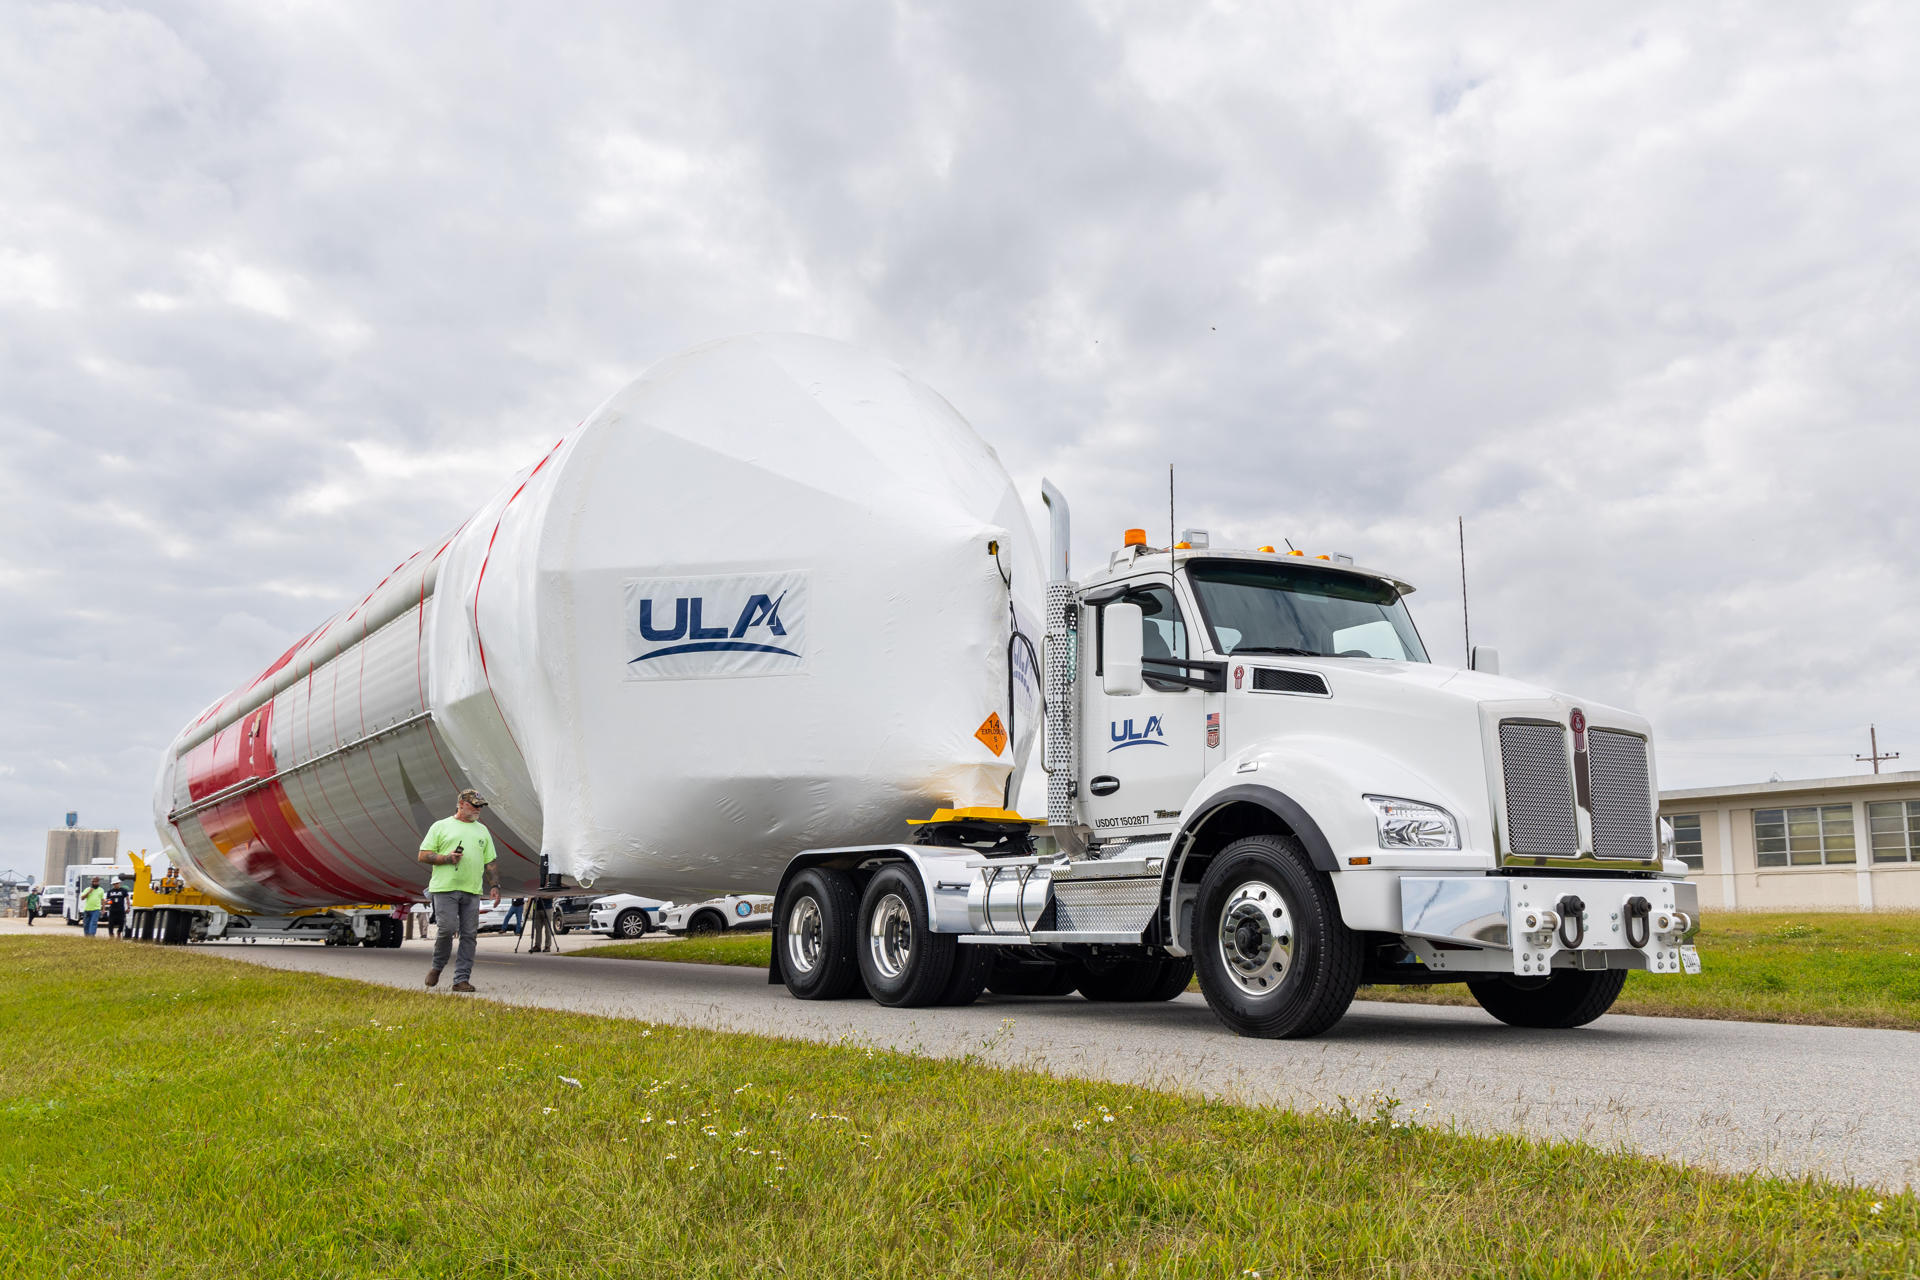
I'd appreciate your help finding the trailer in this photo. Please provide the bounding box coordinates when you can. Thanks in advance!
[127,854,402,948]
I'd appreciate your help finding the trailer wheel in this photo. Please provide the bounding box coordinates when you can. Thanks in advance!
[1193,834,1362,1038]
[1466,969,1627,1028]
[160,909,191,946]
[614,909,649,940]
[778,868,863,1000]
[1076,955,1195,1002]
[855,865,956,1007]
[987,957,1083,997]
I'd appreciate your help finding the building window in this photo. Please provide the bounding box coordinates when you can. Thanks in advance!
[1867,801,1920,863]
[1669,813,1703,870]
[1753,805,1856,868]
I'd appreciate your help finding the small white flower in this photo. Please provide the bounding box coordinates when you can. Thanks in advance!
[540,1106,553,1114]
[1870,1202,1883,1215]
[559,1076,582,1089]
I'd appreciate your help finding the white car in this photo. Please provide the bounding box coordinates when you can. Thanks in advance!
[658,894,775,936]
[588,894,670,940]
[476,900,514,933]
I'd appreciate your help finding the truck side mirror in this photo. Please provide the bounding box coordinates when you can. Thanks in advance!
[1103,602,1144,696]
[1470,646,1500,675]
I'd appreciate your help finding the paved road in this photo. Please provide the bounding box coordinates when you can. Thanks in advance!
[161,934,1917,1193]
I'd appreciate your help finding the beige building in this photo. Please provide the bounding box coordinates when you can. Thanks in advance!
[1659,771,1920,911]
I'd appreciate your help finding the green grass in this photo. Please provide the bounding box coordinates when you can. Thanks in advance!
[2,937,1914,1278]
[1363,911,1920,1031]
[576,932,771,966]
[580,913,1920,1033]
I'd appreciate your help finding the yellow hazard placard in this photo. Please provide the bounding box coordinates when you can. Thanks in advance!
[975,711,1008,757]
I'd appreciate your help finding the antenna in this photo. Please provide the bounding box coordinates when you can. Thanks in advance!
[1458,516,1472,665]
[1168,464,1176,587]
[1857,724,1900,774]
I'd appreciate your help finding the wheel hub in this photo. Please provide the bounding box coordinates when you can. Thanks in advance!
[867,892,913,980]
[1218,879,1294,996]
[787,895,824,976]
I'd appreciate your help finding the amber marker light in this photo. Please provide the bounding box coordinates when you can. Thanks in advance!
[1124,528,1147,547]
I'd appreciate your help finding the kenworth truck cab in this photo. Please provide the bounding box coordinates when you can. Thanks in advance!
[769,482,1700,1038]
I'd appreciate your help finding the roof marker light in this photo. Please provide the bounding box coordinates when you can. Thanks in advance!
[1124,528,1147,547]
[1257,545,1275,553]
[1288,549,1305,556]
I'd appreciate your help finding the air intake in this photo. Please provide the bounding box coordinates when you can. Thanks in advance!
[1498,720,1578,856]
[1588,729,1656,860]
[1250,668,1329,697]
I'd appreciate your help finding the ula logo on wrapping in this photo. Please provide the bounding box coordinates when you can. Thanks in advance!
[624,572,809,680]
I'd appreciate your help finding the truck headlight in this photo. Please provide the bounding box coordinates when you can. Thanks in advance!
[1364,795,1460,850]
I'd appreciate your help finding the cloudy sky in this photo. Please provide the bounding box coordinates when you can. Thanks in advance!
[3,1,1917,871]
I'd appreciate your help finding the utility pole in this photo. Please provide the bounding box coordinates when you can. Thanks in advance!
[1856,724,1900,774]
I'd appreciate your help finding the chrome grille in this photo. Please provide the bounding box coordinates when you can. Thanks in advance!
[1499,721,1578,855]
[1588,729,1655,860]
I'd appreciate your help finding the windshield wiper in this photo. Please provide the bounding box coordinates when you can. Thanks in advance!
[1229,646,1321,657]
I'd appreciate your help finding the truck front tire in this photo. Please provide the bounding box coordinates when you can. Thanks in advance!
[1467,969,1627,1028]
[1193,834,1362,1038]
[779,868,863,1000]
[855,865,957,1007]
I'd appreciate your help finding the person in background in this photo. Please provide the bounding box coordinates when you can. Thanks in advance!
[417,789,500,993]
[408,900,431,941]
[527,896,555,954]
[502,897,526,934]
[105,880,129,939]
[160,867,184,896]
[80,878,105,936]
[24,887,40,925]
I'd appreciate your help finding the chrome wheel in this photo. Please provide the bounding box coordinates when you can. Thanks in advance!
[866,892,914,981]
[1217,879,1294,996]
[786,894,824,977]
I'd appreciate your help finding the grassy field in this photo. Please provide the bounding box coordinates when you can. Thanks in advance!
[5,938,1910,1278]
[578,913,1920,1031]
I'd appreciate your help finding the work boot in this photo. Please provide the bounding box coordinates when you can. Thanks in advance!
[425,969,441,987]
[451,981,476,993]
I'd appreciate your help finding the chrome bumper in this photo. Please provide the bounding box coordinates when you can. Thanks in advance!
[1399,876,1699,977]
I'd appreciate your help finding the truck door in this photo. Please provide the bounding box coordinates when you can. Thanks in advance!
[1082,583,1205,837]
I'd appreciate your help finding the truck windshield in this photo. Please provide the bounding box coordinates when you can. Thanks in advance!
[1187,561,1429,662]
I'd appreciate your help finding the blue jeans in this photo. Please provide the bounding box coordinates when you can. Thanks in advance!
[83,910,100,936]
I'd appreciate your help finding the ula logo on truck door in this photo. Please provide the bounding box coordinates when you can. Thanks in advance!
[623,572,809,681]
[1108,716,1166,751]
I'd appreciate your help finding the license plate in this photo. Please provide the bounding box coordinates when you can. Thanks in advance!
[1679,945,1701,975]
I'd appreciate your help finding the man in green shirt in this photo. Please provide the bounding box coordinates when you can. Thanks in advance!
[418,789,500,992]
[24,888,40,925]
[80,878,106,936]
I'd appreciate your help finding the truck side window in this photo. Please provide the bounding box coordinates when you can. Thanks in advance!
[1113,584,1188,692]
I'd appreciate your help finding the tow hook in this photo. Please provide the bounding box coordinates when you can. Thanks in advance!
[1555,894,1586,949]
[1623,895,1652,949]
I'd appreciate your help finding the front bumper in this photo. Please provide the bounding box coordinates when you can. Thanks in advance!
[1400,876,1699,977]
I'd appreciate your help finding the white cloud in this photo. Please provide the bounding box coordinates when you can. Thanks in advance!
[1,0,1916,860]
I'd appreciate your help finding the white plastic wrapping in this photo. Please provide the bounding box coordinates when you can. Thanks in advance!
[157,335,1042,908]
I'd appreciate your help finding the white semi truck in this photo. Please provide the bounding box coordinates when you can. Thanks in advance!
[151,333,1697,1038]
[766,491,1700,1038]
